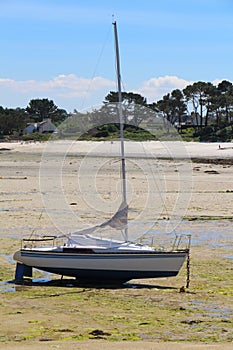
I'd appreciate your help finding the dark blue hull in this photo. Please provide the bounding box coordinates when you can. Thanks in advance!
[33,265,179,282]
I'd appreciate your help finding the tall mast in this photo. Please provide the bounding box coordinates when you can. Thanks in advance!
[113,21,128,241]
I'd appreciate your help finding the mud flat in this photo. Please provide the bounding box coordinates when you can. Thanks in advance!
[0,141,233,349]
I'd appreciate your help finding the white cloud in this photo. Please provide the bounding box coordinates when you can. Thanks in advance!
[137,75,192,102]
[0,74,115,111]
[1,74,231,111]
[211,78,230,86]
[0,74,115,97]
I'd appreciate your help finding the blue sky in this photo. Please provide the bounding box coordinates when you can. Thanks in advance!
[1,0,233,112]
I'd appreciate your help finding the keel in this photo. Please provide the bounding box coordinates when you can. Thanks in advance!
[15,263,32,281]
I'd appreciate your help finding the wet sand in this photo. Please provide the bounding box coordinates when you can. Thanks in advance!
[0,141,233,349]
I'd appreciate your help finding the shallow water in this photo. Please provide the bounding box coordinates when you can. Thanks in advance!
[0,276,53,293]
[187,300,233,320]
[0,281,16,293]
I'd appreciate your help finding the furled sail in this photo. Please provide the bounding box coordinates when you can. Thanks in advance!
[70,201,128,239]
[99,201,128,230]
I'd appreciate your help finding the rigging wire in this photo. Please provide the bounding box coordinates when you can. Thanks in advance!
[79,24,112,111]
[140,141,171,228]
[28,210,44,240]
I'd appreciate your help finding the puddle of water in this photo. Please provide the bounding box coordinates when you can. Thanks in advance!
[32,277,51,283]
[211,242,230,247]
[0,280,52,293]
[187,300,233,319]
[0,269,52,293]
[0,281,37,293]
[3,254,15,265]
[0,282,16,293]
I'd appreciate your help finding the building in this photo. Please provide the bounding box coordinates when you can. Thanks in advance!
[24,119,57,134]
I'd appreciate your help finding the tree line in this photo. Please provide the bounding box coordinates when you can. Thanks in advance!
[0,99,68,139]
[1,80,233,141]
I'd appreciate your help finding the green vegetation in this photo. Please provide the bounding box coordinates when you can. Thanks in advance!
[0,99,68,140]
[21,132,51,142]
[1,80,233,141]
[80,124,157,141]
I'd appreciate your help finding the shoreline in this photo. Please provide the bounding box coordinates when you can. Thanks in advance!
[1,140,233,158]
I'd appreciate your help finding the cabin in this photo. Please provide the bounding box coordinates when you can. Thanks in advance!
[24,119,57,134]
[38,119,57,133]
[24,123,37,133]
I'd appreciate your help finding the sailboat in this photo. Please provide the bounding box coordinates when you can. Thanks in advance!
[13,22,190,284]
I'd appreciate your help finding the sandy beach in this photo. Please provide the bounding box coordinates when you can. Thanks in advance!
[1,139,233,158]
[0,141,233,349]
[1,140,233,232]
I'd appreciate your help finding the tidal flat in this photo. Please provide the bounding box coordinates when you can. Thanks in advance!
[0,242,233,349]
[0,142,233,349]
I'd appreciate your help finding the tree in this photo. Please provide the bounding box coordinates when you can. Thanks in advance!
[26,98,68,123]
[104,91,148,127]
[104,91,147,105]
[155,89,186,131]
[170,89,187,125]
[156,93,173,126]
[217,80,233,123]
[203,83,218,127]
[0,107,27,135]
[183,82,216,128]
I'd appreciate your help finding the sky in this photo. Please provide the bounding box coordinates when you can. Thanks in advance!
[1,0,233,112]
